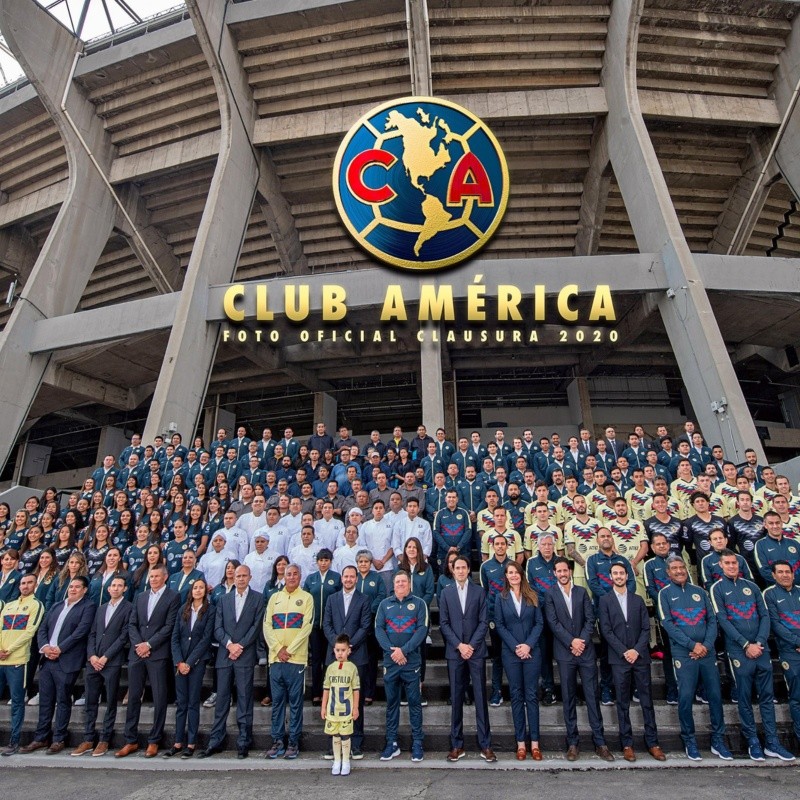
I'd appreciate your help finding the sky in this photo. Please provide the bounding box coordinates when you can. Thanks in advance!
[0,0,185,86]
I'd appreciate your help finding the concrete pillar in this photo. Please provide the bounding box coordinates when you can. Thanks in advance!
[96,426,128,467]
[142,0,259,445]
[773,16,800,201]
[566,377,594,433]
[443,376,457,442]
[313,392,338,437]
[406,0,445,431]
[603,0,765,463]
[0,0,118,471]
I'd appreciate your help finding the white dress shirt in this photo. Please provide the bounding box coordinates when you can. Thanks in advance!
[558,582,574,617]
[456,580,469,614]
[105,597,123,627]
[614,588,628,621]
[47,598,78,649]
[147,586,165,621]
[234,587,249,622]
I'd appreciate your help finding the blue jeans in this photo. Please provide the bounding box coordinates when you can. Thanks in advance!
[503,650,542,743]
[0,664,26,744]
[674,651,725,745]
[383,662,423,747]
[728,649,776,741]
[270,662,306,745]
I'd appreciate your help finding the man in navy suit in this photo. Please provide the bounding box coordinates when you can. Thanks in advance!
[72,575,132,756]
[322,564,372,758]
[439,555,496,763]
[20,576,95,754]
[116,565,180,759]
[598,563,666,762]
[198,564,264,759]
[544,557,613,762]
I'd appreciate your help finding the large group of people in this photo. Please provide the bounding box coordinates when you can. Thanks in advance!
[0,419,799,768]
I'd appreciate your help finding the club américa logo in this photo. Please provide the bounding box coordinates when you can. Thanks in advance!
[333,96,509,271]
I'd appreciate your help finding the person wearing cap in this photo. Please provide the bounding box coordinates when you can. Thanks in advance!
[304,549,342,705]
[243,531,278,594]
[20,575,95,754]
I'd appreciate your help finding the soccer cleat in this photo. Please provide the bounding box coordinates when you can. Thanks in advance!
[411,744,424,762]
[764,741,796,762]
[380,742,401,761]
[711,740,733,761]
[747,739,765,762]
[685,742,702,762]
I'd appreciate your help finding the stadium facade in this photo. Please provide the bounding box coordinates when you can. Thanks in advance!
[1,0,800,483]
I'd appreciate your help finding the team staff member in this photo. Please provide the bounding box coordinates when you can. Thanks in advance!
[764,561,800,748]
[479,533,512,707]
[657,555,730,761]
[709,550,794,761]
[439,555,494,763]
[264,564,313,760]
[643,533,679,705]
[304,550,341,706]
[494,561,545,761]
[200,566,263,759]
[544,558,613,762]
[0,574,44,756]
[165,578,214,759]
[116,565,180,759]
[375,570,428,763]
[525,532,557,706]
[21,576,95,754]
[598,564,665,762]
[756,511,800,586]
[71,575,132,757]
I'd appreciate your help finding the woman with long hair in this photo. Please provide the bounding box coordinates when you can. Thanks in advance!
[79,477,96,502]
[24,496,41,526]
[52,525,77,570]
[78,506,109,551]
[164,578,213,759]
[89,547,129,605]
[0,502,11,535]
[112,508,136,553]
[39,511,57,548]
[494,560,545,761]
[108,491,130,527]
[90,490,105,513]
[132,544,165,595]
[101,474,118,508]
[41,487,58,512]
[33,548,58,605]
[6,509,29,552]
[85,524,112,578]
[123,525,153,574]
[185,503,208,557]
[47,551,88,609]
[18,525,46,575]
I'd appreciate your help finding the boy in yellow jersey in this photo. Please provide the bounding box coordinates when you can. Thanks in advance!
[322,634,360,776]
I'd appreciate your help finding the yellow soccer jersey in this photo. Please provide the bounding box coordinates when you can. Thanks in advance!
[323,659,360,721]
[625,487,655,522]
[481,529,524,560]
[563,517,602,579]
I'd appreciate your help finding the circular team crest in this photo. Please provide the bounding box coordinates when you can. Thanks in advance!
[743,587,752,595]
[333,96,509,271]
[692,594,701,601]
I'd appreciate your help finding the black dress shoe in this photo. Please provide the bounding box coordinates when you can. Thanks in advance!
[237,749,249,760]
[197,747,222,760]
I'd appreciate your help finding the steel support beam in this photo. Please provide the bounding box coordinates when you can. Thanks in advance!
[142,0,259,445]
[0,0,118,472]
[603,0,765,463]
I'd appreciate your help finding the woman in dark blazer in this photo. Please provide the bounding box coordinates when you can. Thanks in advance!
[164,578,214,758]
[494,560,545,761]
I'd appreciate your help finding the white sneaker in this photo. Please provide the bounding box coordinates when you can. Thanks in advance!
[425,635,432,645]
[203,693,217,708]
[341,760,351,776]
[74,697,86,706]
[27,694,39,706]
[332,760,341,776]
[258,657,267,666]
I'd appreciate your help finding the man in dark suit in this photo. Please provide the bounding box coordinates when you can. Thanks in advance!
[598,563,666,762]
[543,557,613,762]
[72,575,132,756]
[439,555,496,763]
[198,564,264,759]
[20,576,95,754]
[602,426,621,462]
[116,564,180,759]
[322,564,372,759]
